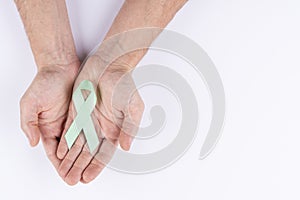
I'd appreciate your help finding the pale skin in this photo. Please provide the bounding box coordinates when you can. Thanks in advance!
[16,0,187,185]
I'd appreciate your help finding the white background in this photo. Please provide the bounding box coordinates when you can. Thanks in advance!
[0,0,299,199]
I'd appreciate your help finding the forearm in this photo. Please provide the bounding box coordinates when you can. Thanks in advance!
[95,0,188,69]
[14,0,79,70]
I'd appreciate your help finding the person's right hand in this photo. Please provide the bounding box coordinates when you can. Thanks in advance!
[20,63,79,171]
[56,55,145,185]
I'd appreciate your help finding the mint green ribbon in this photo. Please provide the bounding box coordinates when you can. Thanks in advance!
[65,80,100,153]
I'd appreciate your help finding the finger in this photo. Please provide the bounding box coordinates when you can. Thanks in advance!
[58,105,102,185]
[64,141,101,186]
[20,97,41,147]
[58,134,85,180]
[40,135,61,170]
[81,158,105,184]
[57,101,103,159]
[57,104,75,159]
[78,113,119,184]
[66,112,118,185]
[119,93,144,151]
[81,139,117,183]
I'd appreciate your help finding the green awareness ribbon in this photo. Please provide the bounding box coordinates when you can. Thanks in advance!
[65,80,100,153]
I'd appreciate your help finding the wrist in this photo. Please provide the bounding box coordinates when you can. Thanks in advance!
[92,49,146,74]
[36,49,79,69]
[37,54,80,82]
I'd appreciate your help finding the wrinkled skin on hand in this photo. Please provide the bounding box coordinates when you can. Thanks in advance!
[56,56,145,185]
[20,64,79,170]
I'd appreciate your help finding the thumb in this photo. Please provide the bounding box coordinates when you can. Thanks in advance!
[119,99,145,151]
[20,98,41,147]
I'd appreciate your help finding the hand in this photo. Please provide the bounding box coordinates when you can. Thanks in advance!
[20,63,79,171]
[56,55,145,185]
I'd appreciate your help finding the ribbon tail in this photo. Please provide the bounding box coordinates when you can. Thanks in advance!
[65,123,81,149]
[83,118,100,153]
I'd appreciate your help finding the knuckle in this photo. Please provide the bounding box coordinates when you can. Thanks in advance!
[61,157,74,167]
[72,162,84,170]
[78,153,92,166]
[91,158,102,167]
